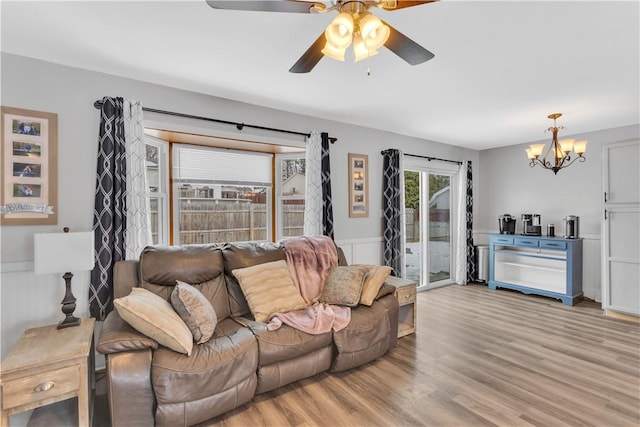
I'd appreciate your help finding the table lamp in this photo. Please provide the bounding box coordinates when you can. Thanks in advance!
[34,228,95,329]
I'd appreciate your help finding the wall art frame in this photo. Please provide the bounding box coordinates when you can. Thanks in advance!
[1,106,58,225]
[348,152,369,218]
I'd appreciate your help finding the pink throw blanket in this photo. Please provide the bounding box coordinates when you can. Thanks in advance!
[268,236,350,333]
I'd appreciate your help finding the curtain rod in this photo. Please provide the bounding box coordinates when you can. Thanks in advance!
[380,149,462,165]
[93,100,337,143]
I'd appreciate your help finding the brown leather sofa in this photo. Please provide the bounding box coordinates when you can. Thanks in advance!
[97,242,399,427]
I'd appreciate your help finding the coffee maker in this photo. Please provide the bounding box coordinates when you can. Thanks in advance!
[522,214,542,236]
[564,215,580,239]
[498,214,516,234]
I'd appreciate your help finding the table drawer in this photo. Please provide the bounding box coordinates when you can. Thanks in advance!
[540,240,567,250]
[491,236,514,245]
[515,237,540,248]
[396,286,416,305]
[2,365,79,409]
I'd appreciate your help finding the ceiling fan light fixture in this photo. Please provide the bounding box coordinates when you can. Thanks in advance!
[353,33,379,61]
[325,12,354,49]
[321,41,347,61]
[359,12,390,51]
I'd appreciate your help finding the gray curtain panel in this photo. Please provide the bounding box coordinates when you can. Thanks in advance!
[89,97,127,320]
[320,132,334,240]
[465,161,475,283]
[382,149,403,276]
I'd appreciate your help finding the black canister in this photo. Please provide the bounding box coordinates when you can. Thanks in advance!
[547,224,555,237]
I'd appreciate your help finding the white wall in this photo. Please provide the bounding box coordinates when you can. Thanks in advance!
[476,124,640,301]
[0,53,478,360]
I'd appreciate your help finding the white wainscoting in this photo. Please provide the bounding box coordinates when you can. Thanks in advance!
[474,231,602,302]
[335,237,384,265]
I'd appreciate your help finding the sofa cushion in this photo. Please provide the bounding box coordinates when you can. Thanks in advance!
[246,321,333,366]
[139,244,231,320]
[151,318,258,407]
[114,287,193,355]
[222,242,286,318]
[232,260,306,323]
[319,265,368,307]
[171,281,217,344]
[358,265,393,306]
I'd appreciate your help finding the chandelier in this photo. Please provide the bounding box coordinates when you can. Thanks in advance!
[525,113,588,175]
[321,2,391,62]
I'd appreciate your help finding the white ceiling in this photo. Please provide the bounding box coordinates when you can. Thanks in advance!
[1,0,638,150]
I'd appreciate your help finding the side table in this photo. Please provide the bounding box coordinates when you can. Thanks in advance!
[385,276,417,337]
[1,318,95,427]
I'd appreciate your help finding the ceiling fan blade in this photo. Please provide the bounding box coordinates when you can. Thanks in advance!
[289,32,326,73]
[379,0,438,11]
[205,0,315,14]
[382,20,434,65]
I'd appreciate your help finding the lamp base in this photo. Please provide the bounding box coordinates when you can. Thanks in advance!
[58,272,80,329]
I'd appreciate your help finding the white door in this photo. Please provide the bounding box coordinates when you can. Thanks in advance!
[602,140,640,316]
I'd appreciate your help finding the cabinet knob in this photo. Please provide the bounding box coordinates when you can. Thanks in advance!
[34,381,55,393]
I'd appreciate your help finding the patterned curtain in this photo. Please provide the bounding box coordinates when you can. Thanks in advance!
[304,132,322,236]
[123,100,152,259]
[382,149,405,277]
[320,132,334,239]
[465,161,475,283]
[90,97,127,319]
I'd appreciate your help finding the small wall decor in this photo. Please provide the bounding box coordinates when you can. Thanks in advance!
[348,152,369,218]
[1,106,58,225]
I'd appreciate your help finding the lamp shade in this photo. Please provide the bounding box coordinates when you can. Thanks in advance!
[573,140,588,155]
[325,12,354,49]
[359,12,390,51]
[34,231,95,274]
[353,33,379,62]
[321,41,346,61]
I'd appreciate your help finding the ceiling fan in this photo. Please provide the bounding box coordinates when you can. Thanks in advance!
[205,0,438,73]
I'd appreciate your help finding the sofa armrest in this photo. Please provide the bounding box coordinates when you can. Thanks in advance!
[97,310,158,355]
[106,349,155,427]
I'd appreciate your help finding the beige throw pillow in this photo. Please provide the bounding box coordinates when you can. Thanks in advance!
[114,287,193,356]
[171,281,217,344]
[358,265,393,306]
[232,260,306,322]
[320,266,368,307]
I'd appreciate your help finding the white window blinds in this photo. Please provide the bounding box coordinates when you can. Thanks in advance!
[172,144,272,186]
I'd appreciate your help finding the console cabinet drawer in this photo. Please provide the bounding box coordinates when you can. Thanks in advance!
[515,237,539,247]
[492,236,514,245]
[540,240,568,250]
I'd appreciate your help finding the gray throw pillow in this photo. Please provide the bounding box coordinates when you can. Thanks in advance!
[320,266,369,307]
[171,280,217,344]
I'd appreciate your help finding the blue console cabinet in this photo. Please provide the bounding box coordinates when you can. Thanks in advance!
[488,234,583,305]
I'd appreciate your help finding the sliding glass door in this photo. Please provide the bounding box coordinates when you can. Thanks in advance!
[404,162,456,290]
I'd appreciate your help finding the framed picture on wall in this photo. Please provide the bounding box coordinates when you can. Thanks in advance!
[1,106,58,225]
[348,152,369,218]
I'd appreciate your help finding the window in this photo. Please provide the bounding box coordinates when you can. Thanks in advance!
[172,144,273,244]
[145,136,169,245]
[276,153,306,239]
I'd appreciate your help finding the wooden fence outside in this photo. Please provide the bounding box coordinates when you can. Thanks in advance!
[150,199,305,244]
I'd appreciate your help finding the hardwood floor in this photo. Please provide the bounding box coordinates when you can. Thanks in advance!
[211,285,639,427]
[31,284,640,426]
